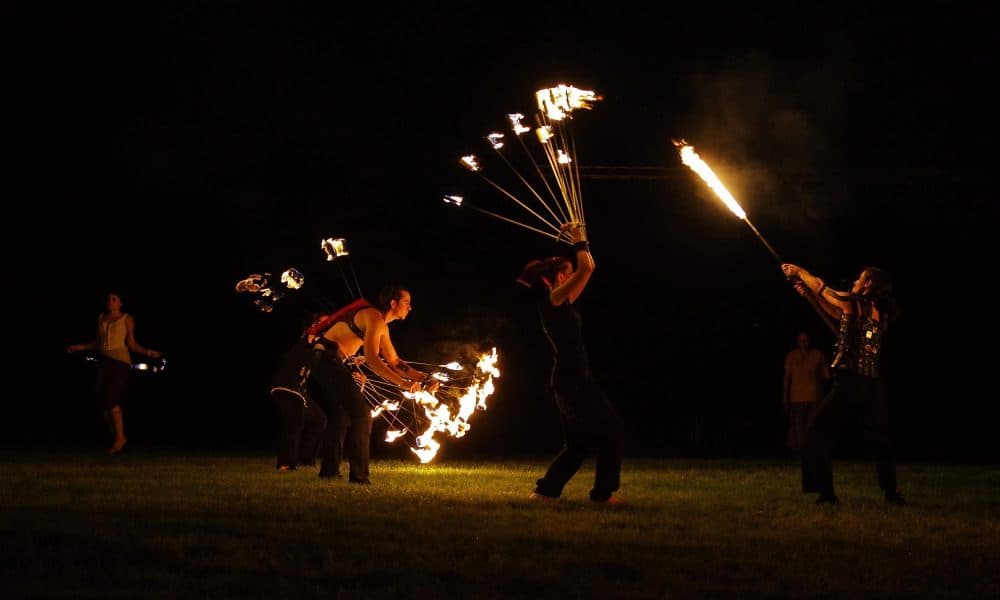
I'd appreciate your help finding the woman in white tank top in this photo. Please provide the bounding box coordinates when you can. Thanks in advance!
[66,292,162,454]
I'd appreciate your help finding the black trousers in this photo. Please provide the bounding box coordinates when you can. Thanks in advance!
[309,350,372,482]
[801,372,897,496]
[271,341,327,468]
[534,378,623,501]
[272,389,327,468]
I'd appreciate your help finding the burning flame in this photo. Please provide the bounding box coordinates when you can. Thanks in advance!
[390,347,501,463]
[235,273,268,294]
[674,140,746,220]
[486,132,505,150]
[508,113,530,135]
[442,195,463,206]
[535,84,600,121]
[281,268,304,289]
[535,126,553,144]
[321,238,349,261]
[236,272,299,312]
[460,155,481,172]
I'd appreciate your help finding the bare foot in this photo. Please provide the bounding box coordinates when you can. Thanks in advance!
[109,438,127,454]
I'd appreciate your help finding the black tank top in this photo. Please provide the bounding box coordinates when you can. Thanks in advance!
[335,304,367,341]
[536,284,591,384]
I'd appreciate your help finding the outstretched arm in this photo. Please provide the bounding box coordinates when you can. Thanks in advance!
[359,310,422,393]
[781,263,851,320]
[377,333,440,393]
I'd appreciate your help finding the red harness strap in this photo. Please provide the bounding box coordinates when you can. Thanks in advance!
[303,298,371,338]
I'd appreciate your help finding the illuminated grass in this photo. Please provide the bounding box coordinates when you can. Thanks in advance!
[2,452,998,598]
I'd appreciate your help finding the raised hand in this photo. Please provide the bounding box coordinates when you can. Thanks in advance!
[561,221,587,244]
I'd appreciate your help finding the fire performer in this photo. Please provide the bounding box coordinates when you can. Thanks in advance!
[780,263,905,506]
[517,223,624,504]
[303,285,439,483]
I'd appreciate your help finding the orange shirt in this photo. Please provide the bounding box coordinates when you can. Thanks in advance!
[784,348,825,404]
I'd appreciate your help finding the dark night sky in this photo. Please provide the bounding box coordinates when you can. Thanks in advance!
[11,4,999,461]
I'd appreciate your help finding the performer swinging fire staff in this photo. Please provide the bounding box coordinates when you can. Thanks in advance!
[780,263,905,506]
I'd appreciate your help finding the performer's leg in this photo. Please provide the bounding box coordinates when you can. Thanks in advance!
[861,378,899,498]
[309,354,346,478]
[108,405,126,454]
[343,383,372,484]
[103,359,131,454]
[590,393,624,501]
[534,388,588,498]
[273,390,305,469]
[534,416,587,498]
[298,397,328,467]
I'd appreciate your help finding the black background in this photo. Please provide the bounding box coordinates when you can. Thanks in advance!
[10,4,998,462]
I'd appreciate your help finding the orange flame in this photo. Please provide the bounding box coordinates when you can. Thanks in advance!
[674,140,746,220]
[399,347,501,463]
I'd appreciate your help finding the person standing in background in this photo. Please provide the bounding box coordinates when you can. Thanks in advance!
[783,330,830,455]
[67,292,161,454]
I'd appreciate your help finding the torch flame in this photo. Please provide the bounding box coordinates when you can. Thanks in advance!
[281,268,304,290]
[460,155,481,172]
[535,126,553,144]
[536,84,600,121]
[486,132,505,150]
[508,113,530,135]
[675,140,746,220]
[321,237,349,261]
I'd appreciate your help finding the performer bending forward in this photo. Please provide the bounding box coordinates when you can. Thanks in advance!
[303,285,438,483]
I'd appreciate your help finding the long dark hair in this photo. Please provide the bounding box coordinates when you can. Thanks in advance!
[516,256,571,288]
[376,284,408,312]
[863,266,898,325]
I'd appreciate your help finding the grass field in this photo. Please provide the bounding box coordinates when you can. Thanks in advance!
[2,451,998,599]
